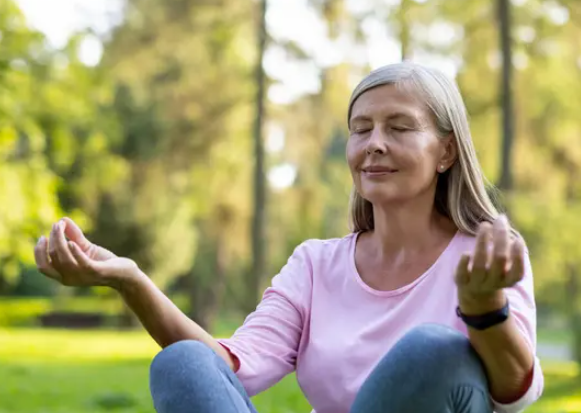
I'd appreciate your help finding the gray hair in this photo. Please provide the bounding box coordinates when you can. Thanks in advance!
[347,62,500,235]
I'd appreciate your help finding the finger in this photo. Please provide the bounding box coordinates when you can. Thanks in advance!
[455,253,471,287]
[48,222,60,266]
[487,215,510,288]
[504,238,525,287]
[68,241,98,273]
[49,221,78,271]
[62,217,91,250]
[470,221,492,285]
[34,237,61,281]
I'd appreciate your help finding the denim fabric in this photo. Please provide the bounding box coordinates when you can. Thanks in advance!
[150,340,258,413]
[150,324,492,413]
[349,324,492,413]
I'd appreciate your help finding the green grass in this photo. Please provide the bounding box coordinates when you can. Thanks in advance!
[0,328,579,413]
[0,328,309,413]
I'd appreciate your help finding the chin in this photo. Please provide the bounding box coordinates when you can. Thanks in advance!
[360,188,409,205]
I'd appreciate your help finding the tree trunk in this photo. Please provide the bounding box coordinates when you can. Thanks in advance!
[0,272,8,295]
[188,267,205,329]
[247,0,268,313]
[497,0,514,191]
[398,0,412,61]
[191,238,227,332]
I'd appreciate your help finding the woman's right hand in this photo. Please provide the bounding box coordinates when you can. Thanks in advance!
[34,217,139,290]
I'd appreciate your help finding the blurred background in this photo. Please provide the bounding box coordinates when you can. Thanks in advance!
[1,0,580,412]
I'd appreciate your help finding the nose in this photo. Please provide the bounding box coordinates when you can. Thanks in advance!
[365,127,388,155]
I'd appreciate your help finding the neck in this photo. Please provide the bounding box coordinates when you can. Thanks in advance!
[370,191,456,255]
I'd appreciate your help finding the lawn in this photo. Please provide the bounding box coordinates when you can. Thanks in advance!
[0,328,579,413]
[0,328,308,413]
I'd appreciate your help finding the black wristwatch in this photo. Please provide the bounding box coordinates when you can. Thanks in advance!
[456,300,510,330]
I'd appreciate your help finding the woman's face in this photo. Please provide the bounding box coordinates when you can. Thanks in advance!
[346,84,453,206]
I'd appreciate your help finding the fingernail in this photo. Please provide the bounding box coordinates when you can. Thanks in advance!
[59,220,65,229]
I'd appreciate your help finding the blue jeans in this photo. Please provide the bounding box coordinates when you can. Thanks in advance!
[149,324,493,413]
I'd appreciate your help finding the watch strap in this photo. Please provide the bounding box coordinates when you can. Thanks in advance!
[456,299,510,330]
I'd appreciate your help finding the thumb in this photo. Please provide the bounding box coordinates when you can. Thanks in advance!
[62,217,91,251]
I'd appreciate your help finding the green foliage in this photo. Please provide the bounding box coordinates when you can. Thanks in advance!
[11,266,58,296]
[0,297,122,327]
[0,0,257,307]
[0,298,51,327]
[0,3,61,286]
[82,0,258,297]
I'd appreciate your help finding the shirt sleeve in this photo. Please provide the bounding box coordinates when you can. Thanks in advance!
[491,249,544,413]
[217,241,313,397]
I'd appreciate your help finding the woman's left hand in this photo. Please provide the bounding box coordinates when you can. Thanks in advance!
[455,215,525,311]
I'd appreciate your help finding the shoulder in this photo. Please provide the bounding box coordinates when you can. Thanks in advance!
[273,233,357,291]
[293,233,358,264]
[270,234,357,298]
[277,233,356,279]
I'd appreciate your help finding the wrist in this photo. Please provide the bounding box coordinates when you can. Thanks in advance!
[458,290,507,316]
[111,267,147,293]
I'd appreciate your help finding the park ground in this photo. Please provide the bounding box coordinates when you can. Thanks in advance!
[1,327,580,413]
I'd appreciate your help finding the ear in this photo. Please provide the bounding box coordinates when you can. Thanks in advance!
[437,133,458,172]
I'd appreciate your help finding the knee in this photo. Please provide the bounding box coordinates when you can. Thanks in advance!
[399,324,472,358]
[351,325,491,413]
[150,340,215,380]
[150,341,220,412]
[395,324,487,386]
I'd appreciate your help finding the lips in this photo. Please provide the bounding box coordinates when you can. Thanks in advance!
[361,166,398,173]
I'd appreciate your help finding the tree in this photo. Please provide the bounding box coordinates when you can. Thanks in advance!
[497,0,515,192]
[398,0,413,60]
[268,0,355,259]
[0,1,120,295]
[247,0,269,313]
[94,0,256,328]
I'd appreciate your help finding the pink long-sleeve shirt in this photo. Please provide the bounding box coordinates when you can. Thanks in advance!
[219,231,544,413]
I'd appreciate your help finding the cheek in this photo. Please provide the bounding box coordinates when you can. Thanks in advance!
[346,140,363,172]
[399,134,439,170]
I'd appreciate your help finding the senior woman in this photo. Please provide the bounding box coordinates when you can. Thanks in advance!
[35,62,543,413]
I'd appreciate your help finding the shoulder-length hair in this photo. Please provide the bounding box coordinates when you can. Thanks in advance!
[347,62,500,235]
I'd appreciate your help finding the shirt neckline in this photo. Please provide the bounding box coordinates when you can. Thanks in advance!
[349,230,460,297]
